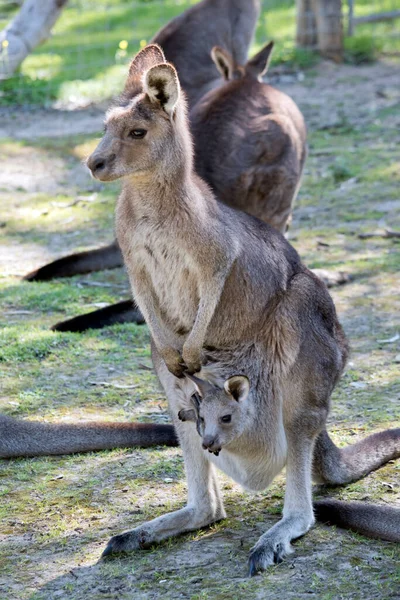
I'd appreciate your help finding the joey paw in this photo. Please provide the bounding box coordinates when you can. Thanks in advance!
[102,529,150,557]
[248,539,291,576]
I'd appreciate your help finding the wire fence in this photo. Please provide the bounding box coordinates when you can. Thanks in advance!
[0,0,399,107]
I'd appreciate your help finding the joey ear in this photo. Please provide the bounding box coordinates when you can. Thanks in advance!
[211,46,235,81]
[224,376,250,402]
[247,41,274,79]
[123,44,166,98]
[185,373,214,397]
[178,408,196,422]
[144,63,180,115]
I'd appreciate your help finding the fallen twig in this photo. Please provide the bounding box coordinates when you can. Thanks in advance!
[358,229,400,240]
[89,381,139,389]
[51,194,98,209]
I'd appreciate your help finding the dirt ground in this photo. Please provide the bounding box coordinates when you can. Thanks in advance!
[0,60,399,600]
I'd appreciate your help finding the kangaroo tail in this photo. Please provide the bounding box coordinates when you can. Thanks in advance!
[313,428,400,485]
[0,415,179,458]
[314,499,400,542]
[52,300,144,332]
[23,242,123,281]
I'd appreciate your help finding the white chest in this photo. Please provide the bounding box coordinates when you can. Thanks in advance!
[207,434,287,492]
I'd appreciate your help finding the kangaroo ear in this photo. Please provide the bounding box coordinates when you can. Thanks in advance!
[128,44,166,78]
[185,372,214,398]
[144,63,180,115]
[178,408,196,422]
[224,376,250,402]
[211,46,235,81]
[123,44,166,98]
[247,41,274,78]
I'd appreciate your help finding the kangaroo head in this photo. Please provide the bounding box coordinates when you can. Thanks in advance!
[179,373,250,455]
[87,44,189,182]
[211,40,274,83]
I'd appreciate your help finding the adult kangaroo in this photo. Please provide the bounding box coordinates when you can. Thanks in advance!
[84,46,398,567]
[46,42,346,334]
[23,0,260,285]
[2,47,399,553]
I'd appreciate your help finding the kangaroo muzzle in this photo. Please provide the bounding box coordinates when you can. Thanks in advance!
[87,152,116,179]
[202,435,221,456]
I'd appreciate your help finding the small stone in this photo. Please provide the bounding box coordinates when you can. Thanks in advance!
[349,381,367,389]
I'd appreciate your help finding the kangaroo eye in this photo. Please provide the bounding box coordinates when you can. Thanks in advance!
[221,415,231,423]
[128,129,147,139]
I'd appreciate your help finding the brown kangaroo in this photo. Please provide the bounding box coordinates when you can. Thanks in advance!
[84,46,397,564]
[2,46,399,556]
[46,42,346,333]
[191,41,306,234]
[23,0,260,285]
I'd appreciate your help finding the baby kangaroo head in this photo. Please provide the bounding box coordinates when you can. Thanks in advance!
[87,44,189,182]
[184,373,250,455]
[211,40,274,83]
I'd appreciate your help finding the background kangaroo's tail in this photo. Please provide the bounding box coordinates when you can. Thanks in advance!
[314,499,400,542]
[312,428,400,542]
[23,242,123,281]
[0,415,179,458]
[313,428,400,485]
[52,300,144,332]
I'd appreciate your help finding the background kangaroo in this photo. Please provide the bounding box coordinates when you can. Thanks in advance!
[23,0,260,285]
[83,46,399,569]
[191,41,306,234]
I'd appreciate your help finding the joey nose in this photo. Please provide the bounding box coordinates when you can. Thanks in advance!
[202,436,219,451]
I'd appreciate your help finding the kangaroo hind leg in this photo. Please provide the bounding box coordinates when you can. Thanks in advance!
[248,410,325,576]
[103,357,225,556]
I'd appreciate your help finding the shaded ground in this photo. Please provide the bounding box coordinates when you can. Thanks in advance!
[0,60,399,600]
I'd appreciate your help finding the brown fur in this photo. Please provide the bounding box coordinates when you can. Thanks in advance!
[191,41,307,234]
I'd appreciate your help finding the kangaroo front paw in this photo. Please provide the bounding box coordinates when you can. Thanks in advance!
[102,528,150,557]
[182,344,203,375]
[160,347,186,378]
[248,537,293,576]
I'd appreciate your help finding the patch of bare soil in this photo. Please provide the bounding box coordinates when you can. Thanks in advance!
[275,59,400,130]
[0,106,104,140]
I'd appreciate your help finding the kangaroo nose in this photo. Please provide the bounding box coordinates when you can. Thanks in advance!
[87,153,115,174]
[202,436,220,455]
[203,435,215,450]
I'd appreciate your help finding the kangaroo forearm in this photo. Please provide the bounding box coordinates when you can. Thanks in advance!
[23,242,123,281]
[0,416,178,458]
[184,265,233,353]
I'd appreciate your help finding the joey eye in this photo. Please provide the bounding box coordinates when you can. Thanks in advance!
[128,129,147,139]
[221,415,232,424]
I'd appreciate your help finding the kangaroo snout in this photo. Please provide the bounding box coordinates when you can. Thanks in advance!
[87,153,116,178]
[202,436,221,456]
